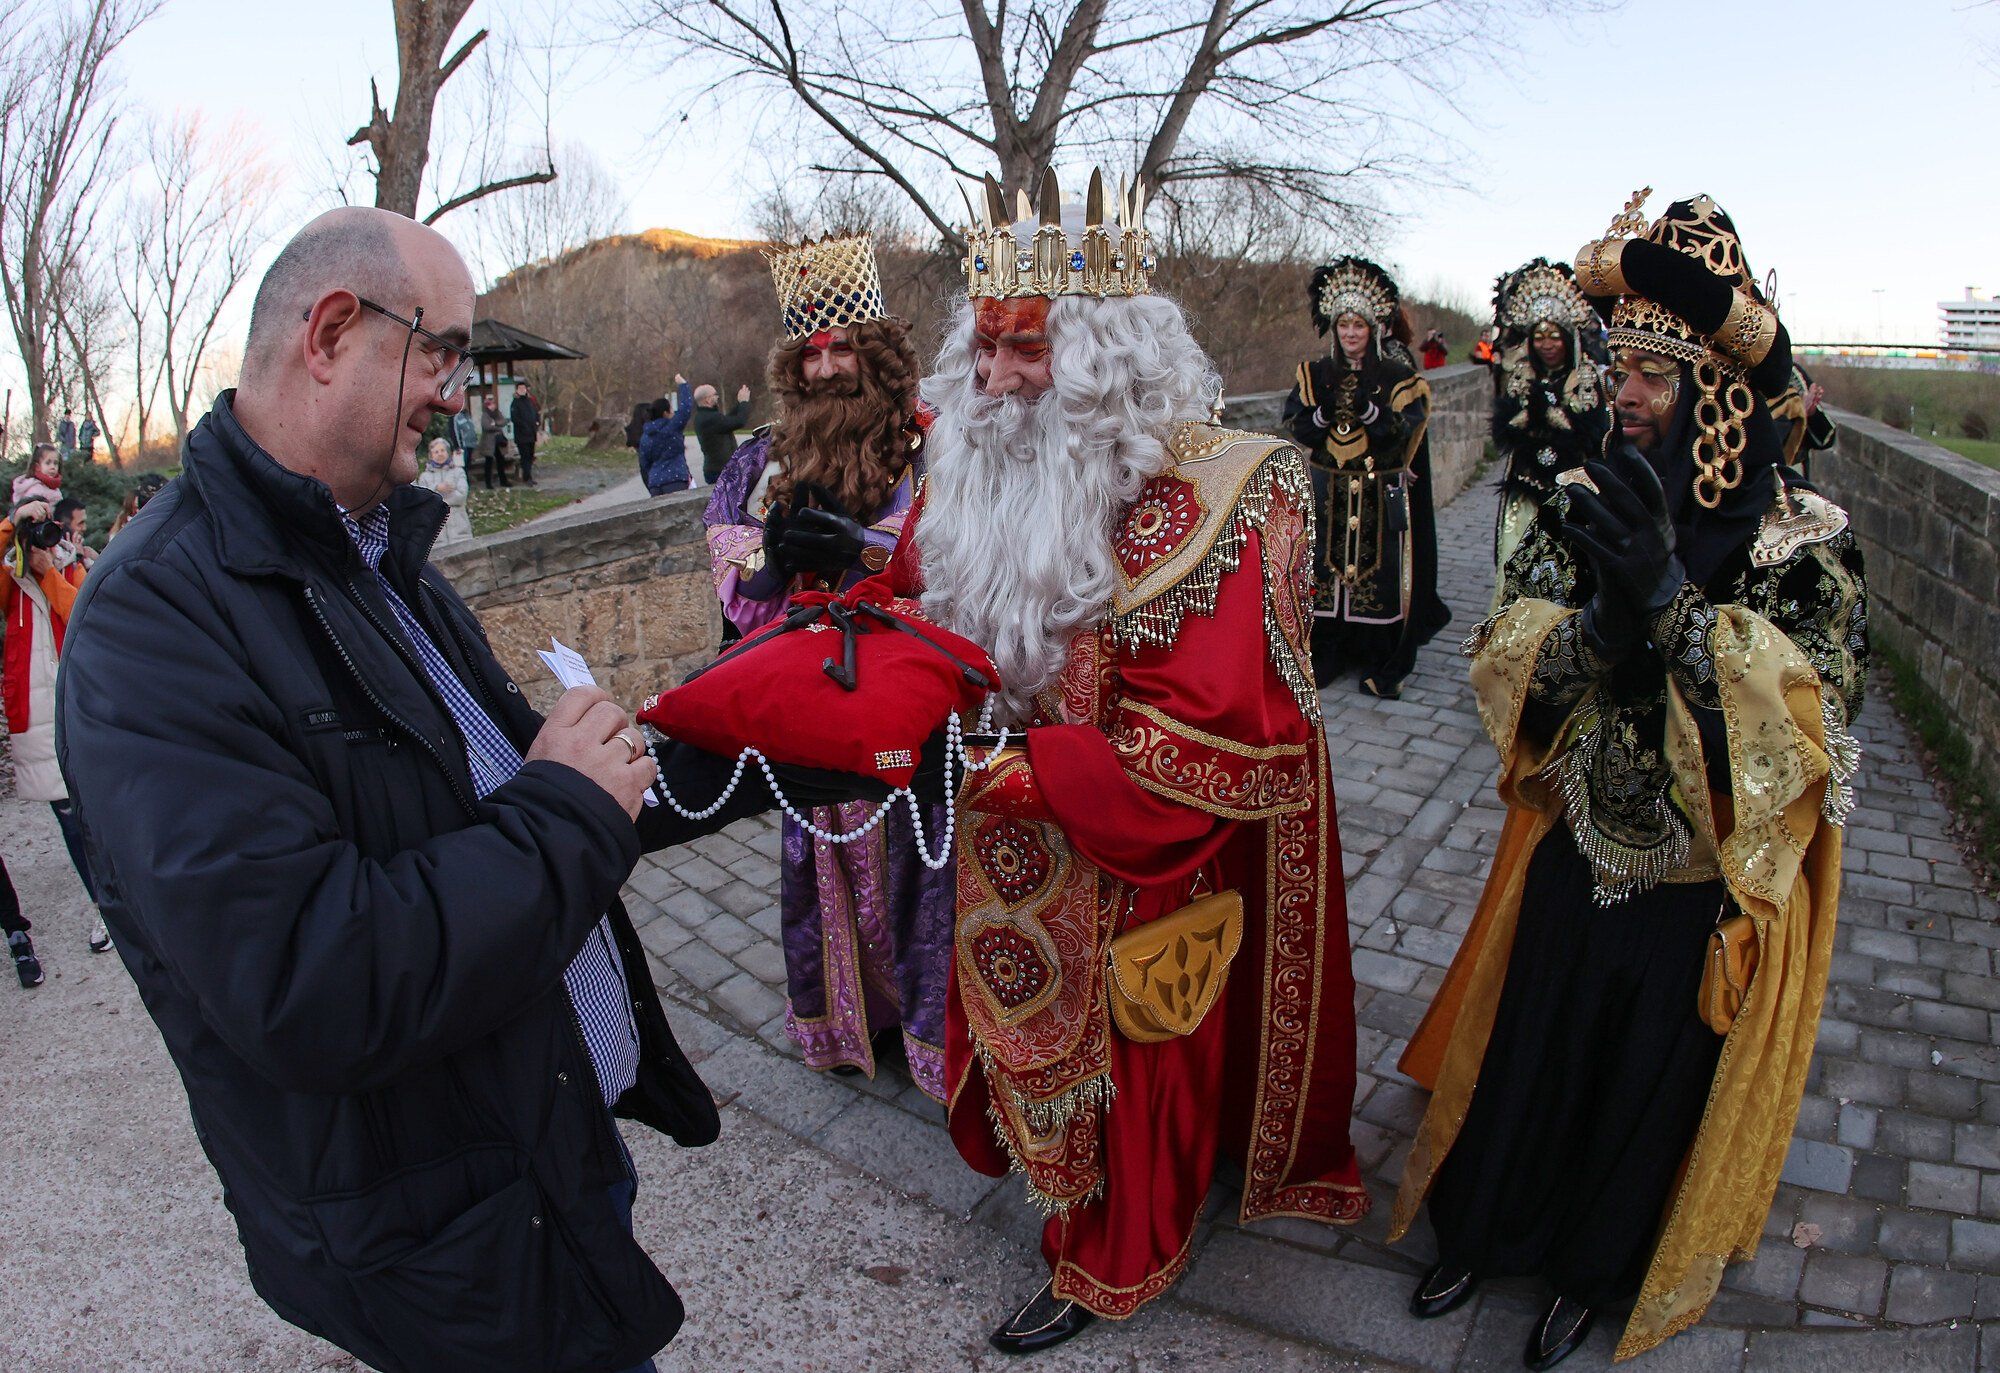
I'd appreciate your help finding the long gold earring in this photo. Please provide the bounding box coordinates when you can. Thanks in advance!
[1691,360,1751,508]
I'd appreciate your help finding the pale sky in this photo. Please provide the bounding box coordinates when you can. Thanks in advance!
[15,0,1999,415]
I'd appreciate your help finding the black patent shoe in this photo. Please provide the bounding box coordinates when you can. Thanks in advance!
[988,1280,1096,1356]
[1524,1295,1595,1370]
[1408,1263,1477,1319]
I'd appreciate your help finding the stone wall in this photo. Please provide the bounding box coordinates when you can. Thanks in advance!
[436,367,1496,709]
[1222,360,1493,507]
[1811,409,2000,777]
[432,487,720,712]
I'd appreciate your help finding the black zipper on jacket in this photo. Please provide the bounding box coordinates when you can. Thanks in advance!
[310,577,621,1148]
[301,584,481,822]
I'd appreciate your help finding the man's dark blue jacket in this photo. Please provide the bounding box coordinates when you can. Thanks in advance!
[56,392,767,1373]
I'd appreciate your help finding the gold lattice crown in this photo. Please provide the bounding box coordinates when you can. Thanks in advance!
[767,234,889,340]
[960,168,1154,301]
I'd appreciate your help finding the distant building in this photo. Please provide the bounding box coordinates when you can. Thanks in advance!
[1939,288,2000,348]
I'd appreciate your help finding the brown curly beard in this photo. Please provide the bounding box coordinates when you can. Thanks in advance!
[765,316,922,521]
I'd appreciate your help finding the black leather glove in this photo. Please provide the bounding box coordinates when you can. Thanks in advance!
[761,503,797,581]
[779,506,867,575]
[1565,446,1683,613]
[774,483,867,576]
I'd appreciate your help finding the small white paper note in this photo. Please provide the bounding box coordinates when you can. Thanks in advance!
[539,636,659,807]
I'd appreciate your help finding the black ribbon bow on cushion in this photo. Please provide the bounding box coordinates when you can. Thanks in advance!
[638,582,999,791]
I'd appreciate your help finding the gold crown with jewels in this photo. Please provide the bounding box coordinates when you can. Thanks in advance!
[960,168,1155,301]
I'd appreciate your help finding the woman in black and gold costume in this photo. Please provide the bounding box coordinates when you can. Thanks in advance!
[1282,257,1450,696]
[1391,193,1866,1369]
[1489,258,1610,586]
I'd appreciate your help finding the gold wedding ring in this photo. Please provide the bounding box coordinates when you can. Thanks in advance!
[616,729,645,762]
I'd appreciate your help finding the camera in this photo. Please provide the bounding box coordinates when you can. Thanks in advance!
[18,517,66,552]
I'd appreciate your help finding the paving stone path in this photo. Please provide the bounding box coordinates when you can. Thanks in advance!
[633,475,2000,1370]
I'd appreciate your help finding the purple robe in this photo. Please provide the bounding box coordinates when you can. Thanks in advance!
[701,437,952,1098]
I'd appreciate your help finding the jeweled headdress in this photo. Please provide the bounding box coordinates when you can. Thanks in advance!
[960,168,1154,301]
[1494,258,1595,338]
[1574,189,1794,507]
[1309,256,1400,336]
[767,234,889,340]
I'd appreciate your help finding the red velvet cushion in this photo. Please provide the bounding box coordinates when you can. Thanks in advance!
[638,588,999,788]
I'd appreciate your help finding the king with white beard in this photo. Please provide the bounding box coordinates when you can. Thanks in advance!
[869,171,1369,1355]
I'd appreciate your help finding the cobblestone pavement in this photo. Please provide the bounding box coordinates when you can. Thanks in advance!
[636,476,2000,1370]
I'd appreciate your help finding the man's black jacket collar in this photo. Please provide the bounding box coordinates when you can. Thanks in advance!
[184,389,446,590]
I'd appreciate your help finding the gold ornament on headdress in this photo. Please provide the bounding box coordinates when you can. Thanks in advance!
[766,234,889,340]
[1497,261,1596,335]
[1316,259,1399,328]
[1576,188,1782,509]
[960,168,1154,300]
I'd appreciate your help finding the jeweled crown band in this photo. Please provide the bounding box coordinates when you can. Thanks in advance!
[960,168,1155,301]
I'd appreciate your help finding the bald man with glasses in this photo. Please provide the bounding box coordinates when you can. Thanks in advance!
[54,208,790,1373]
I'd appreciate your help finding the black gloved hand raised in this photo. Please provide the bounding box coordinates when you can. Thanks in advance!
[1564,446,1685,608]
[774,482,867,576]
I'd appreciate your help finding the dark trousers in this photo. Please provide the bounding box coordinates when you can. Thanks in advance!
[49,799,98,904]
[517,436,537,485]
[483,442,512,488]
[0,852,24,937]
[610,1137,661,1373]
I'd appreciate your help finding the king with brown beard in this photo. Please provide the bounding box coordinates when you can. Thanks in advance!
[699,234,956,1097]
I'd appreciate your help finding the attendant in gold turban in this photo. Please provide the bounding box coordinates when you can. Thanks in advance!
[1391,192,1866,1368]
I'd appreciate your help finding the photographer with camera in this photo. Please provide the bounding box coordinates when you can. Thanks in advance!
[2,496,106,954]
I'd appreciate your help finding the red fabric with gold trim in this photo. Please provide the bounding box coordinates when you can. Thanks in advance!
[1115,473,1204,579]
[636,583,997,787]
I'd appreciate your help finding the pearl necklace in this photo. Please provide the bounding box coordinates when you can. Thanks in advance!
[640,700,1009,872]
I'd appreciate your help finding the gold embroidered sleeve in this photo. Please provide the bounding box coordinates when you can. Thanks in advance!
[1107,700,1312,821]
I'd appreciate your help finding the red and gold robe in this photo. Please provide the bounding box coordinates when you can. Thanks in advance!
[882,423,1368,1316]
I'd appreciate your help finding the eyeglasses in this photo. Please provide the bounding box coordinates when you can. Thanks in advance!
[306,296,477,401]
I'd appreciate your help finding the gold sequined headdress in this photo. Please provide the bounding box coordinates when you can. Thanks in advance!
[767,234,889,340]
[1574,189,1793,507]
[960,168,1155,301]
[1495,259,1595,337]
[1309,256,1400,336]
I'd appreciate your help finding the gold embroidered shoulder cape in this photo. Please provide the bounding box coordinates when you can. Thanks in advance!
[1390,483,1865,1360]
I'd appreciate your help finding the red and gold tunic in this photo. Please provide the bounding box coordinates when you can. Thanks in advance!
[882,422,1368,1317]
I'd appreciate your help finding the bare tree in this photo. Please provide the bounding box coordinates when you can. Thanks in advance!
[119,112,277,442]
[54,250,123,463]
[473,140,627,279]
[348,0,556,223]
[618,0,1581,246]
[0,0,156,443]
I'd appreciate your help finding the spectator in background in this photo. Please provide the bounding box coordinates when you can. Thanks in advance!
[452,404,479,478]
[13,443,64,509]
[511,382,541,487]
[56,413,77,463]
[54,496,96,572]
[107,472,168,541]
[1420,328,1449,369]
[3,498,106,954]
[638,375,695,495]
[77,414,98,461]
[693,383,752,485]
[418,436,473,547]
[477,390,513,489]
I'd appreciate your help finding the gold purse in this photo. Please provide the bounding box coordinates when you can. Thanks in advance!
[1697,908,1759,1036]
[1106,890,1244,1043]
